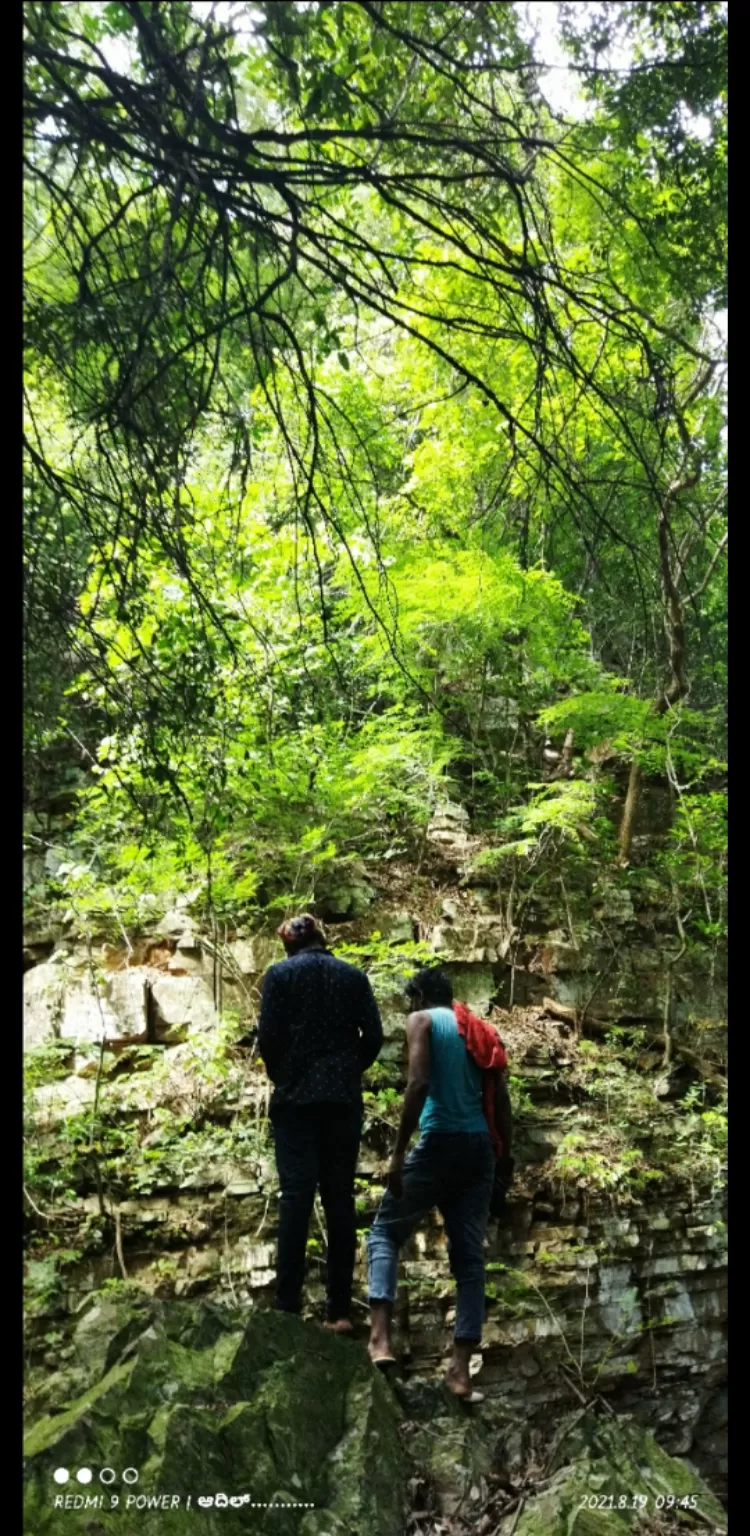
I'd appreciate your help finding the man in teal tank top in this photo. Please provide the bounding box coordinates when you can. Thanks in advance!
[418,1003,489,1138]
[367,968,512,1399]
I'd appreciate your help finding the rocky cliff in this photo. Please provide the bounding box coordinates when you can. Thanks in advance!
[24,825,727,1512]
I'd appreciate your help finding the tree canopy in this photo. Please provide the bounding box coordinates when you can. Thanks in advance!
[23,0,727,945]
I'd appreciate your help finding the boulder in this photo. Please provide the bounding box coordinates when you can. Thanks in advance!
[175,926,201,954]
[24,849,47,891]
[107,970,150,1043]
[24,962,65,1047]
[228,939,256,975]
[379,911,416,945]
[228,936,279,976]
[32,1074,98,1125]
[168,950,206,977]
[593,878,636,924]
[150,977,220,1043]
[69,1291,158,1392]
[396,1378,501,1518]
[316,861,376,921]
[44,845,68,878]
[428,803,470,841]
[167,927,207,975]
[429,923,499,965]
[443,963,496,1016]
[24,936,56,971]
[24,1303,406,1536]
[155,908,193,939]
[58,975,118,1043]
[500,1411,726,1535]
[50,967,152,1047]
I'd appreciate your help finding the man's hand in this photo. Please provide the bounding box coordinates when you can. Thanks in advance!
[489,1154,515,1218]
[495,1154,515,1193]
[387,1153,405,1200]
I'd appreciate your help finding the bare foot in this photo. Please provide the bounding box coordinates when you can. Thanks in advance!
[368,1301,396,1363]
[444,1361,472,1397]
[323,1319,354,1335]
[368,1339,396,1364]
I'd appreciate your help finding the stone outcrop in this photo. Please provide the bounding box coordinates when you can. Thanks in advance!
[24,1302,406,1536]
[24,1302,725,1536]
[23,950,221,1052]
[24,961,66,1047]
[499,1412,726,1535]
[314,858,377,920]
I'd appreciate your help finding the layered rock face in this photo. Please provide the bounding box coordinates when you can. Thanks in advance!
[23,857,727,1505]
[24,1302,726,1536]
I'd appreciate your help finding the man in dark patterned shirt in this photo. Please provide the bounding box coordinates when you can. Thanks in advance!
[257,913,384,1331]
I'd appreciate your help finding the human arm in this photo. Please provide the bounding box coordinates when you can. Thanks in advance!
[358,975,384,1071]
[256,967,288,1083]
[388,1011,431,1197]
[493,1068,513,1159]
[490,1067,514,1212]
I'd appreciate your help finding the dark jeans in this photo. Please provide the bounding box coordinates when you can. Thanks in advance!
[270,1100,363,1320]
[367,1131,495,1341]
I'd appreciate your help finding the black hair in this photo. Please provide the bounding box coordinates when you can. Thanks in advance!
[405,968,453,1007]
[277,914,330,956]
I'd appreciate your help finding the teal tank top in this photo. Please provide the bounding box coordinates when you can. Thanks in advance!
[419,1007,489,1137]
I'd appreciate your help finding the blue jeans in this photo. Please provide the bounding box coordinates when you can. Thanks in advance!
[367,1131,495,1342]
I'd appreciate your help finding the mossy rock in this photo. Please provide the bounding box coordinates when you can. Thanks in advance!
[502,1411,726,1536]
[392,1375,466,1422]
[24,1304,406,1536]
[315,859,376,920]
[73,1290,159,1374]
[24,1291,158,1419]
[395,1377,512,1518]
[407,1415,497,1517]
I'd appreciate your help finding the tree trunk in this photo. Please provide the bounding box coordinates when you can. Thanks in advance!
[618,756,641,866]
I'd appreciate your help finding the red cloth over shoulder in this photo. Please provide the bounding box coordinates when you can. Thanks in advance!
[453,1002,508,1157]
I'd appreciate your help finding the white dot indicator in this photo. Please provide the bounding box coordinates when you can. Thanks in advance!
[77,1468,93,1484]
[122,1468,139,1484]
[53,1469,69,1484]
[99,1468,116,1485]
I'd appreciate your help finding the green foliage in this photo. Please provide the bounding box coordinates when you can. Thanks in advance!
[671,1082,727,1182]
[25,1017,264,1209]
[24,1043,77,1202]
[508,1075,536,1118]
[554,1133,666,1196]
[537,691,656,753]
[489,780,602,861]
[659,788,727,939]
[25,1245,84,1318]
[362,1085,402,1129]
[23,0,726,1201]
[559,0,727,307]
[547,1031,727,1198]
[88,1277,145,1302]
[338,939,437,994]
[151,1256,181,1285]
[128,1119,266,1199]
[24,1042,75,1089]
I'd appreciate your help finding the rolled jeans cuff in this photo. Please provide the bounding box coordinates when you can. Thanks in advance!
[367,1230,398,1304]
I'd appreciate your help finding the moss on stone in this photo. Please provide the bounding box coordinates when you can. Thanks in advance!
[24,1304,406,1536]
[508,1412,726,1536]
[408,1415,496,1518]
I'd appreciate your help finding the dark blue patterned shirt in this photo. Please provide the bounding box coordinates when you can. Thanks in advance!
[257,947,384,1106]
